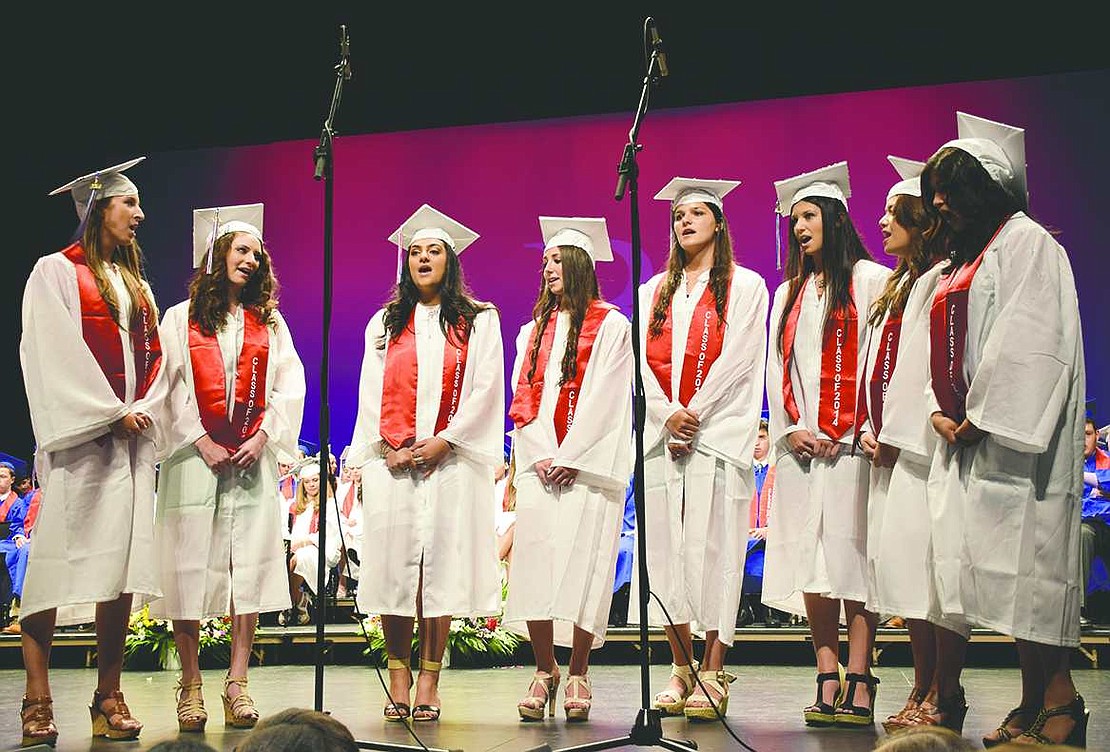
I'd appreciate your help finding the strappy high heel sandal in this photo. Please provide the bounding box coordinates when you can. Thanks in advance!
[518,669,560,721]
[564,674,592,722]
[982,705,1040,747]
[89,689,142,740]
[834,672,880,726]
[222,674,259,729]
[904,685,968,734]
[882,686,926,735]
[383,656,413,722]
[412,658,442,722]
[175,678,207,732]
[1014,693,1089,747]
[803,667,845,726]
[652,660,699,716]
[20,695,58,748]
[685,669,738,721]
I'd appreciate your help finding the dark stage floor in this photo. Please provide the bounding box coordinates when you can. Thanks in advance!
[1,664,1106,751]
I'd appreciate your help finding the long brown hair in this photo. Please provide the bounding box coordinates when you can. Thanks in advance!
[648,203,734,338]
[80,196,159,335]
[868,194,940,325]
[525,244,601,386]
[187,232,280,335]
[775,196,872,355]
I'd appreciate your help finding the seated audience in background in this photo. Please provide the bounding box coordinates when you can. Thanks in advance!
[1081,415,1110,624]
[0,462,32,633]
[277,459,298,502]
[334,462,363,598]
[283,462,341,626]
[148,738,219,752]
[234,707,357,752]
[871,724,975,750]
[738,420,788,627]
[609,477,637,628]
[495,451,516,574]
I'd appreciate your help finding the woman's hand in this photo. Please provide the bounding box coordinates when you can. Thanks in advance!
[195,434,232,472]
[874,442,901,469]
[665,409,700,443]
[954,419,985,445]
[533,459,554,487]
[111,411,150,440]
[858,431,879,460]
[230,429,268,470]
[931,412,959,445]
[668,441,693,460]
[411,436,452,478]
[547,465,579,489]
[786,430,817,463]
[812,438,841,459]
[385,446,416,475]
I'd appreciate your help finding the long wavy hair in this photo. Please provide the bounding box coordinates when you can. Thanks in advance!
[292,472,320,517]
[80,196,159,334]
[776,195,872,354]
[868,194,941,325]
[188,232,280,335]
[526,244,601,386]
[920,146,1025,268]
[377,242,491,349]
[648,203,734,338]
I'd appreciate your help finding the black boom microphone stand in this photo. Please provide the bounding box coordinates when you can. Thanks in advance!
[539,17,697,752]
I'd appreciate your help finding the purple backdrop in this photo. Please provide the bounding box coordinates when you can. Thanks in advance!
[136,69,1108,453]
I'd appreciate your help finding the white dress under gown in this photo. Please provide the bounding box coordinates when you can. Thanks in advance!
[347,304,505,619]
[862,270,970,637]
[762,259,890,617]
[504,307,634,648]
[18,252,170,625]
[886,213,1085,647]
[632,266,768,645]
[149,302,306,619]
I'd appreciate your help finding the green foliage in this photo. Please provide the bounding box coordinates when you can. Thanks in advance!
[124,605,233,670]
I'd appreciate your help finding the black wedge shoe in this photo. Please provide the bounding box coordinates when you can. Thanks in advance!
[803,669,844,726]
[834,672,880,726]
[1017,693,1089,748]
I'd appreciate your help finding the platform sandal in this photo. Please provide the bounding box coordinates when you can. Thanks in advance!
[834,672,880,726]
[652,660,699,716]
[903,685,968,735]
[412,658,443,722]
[383,656,413,722]
[803,666,845,726]
[882,686,926,735]
[684,669,737,722]
[222,674,259,729]
[518,669,560,721]
[20,695,57,748]
[1015,693,1089,747]
[90,689,142,740]
[175,678,207,732]
[564,674,592,722]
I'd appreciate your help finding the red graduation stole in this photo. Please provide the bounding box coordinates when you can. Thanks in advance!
[0,491,17,521]
[278,475,296,500]
[23,489,42,535]
[309,504,319,534]
[188,308,269,451]
[858,311,903,437]
[929,222,1005,423]
[646,273,731,406]
[341,482,357,517]
[509,301,614,445]
[379,310,470,451]
[781,278,860,441]
[748,465,775,529]
[63,243,162,402]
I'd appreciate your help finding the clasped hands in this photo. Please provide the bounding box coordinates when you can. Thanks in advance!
[110,411,152,440]
[666,408,700,460]
[195,430,269,474]
[533,458,578,490]
[385,437,452,479]
[931,412,985,447]
[786,430,840,463]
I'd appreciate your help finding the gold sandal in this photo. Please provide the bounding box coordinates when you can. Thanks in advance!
[90,689,142,740]
[222,674,259,729]
[518,669,560,721]
[383,656,413,722]
[652,660,699,716]
[176,678,207,732]
[412,658,442,722]
[564,674,592,722]
[20,695,58,748]
[684,669,737,721]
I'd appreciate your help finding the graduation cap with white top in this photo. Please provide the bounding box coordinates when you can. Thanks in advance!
[886,156,926,200]
[48,157,146,242]
[192,203,264,274]
[653,177,741,210]
[539,216,613,263]
[388,204,480,280]
[939,111,1027,203]
[771,161,852,270]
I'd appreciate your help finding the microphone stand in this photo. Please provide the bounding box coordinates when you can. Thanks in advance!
[543,16,697,752]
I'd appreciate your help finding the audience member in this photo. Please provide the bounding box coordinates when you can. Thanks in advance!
[872,725,974,750]
[1081,416,1110,623]
[234,708,357,752]
[334,464,363,598]
[148,738,219,752]
[738,419,788,627]
[283,462,341,626]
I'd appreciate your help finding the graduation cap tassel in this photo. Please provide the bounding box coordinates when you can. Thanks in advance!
[774,206,782,271]
[69,185,102,245]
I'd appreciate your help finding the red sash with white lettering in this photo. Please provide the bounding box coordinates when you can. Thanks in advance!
[509,301,614,445]
[781,279,859,441]
[189,308,269,451]
[379,311,470,451]
[929,223,1005,423]
[861,312,903,437]
[341,482,357,517]
[646,274,730,406]
[63,243,162,401]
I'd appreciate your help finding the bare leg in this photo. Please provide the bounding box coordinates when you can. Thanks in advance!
[658,623,695,700]
[906,618,937,700]
[228,610,258,685]
[843,599,877,707]
[932,625,968,701]
[382,614,415,711]
[1028,640,1082,744]
[983,638,1041,743]
[526,619,557,674]
[565,625,594,713]
[171,619,202,684]
[21,607,57,698]
[414,614,450,712]
[804,593,842,708]
[93,594,142,733]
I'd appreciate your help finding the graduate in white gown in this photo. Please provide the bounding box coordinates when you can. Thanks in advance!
[857,159,972,735]
[285,461,340,625]
[18,158,166,745]
[635,177,768,721]
[911,113,1088,747]
[333,459,363,598]
[347,205,504,723]
[506,216,633,723]
[151,203,306,732]
[764,161,890,727]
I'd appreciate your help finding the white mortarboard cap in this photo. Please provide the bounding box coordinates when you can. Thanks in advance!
[940,111,1026,201]
[886,156,926,200]
[192,203,265,269]
[653,177,741,209]
[299,461,320,480]
[387,204,480,255]
[773,161,851,217]
[48,156,145,221]
[539,216,614,263]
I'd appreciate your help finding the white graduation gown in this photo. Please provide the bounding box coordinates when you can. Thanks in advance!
[504,307,634,648]
[348,305,505,619]
[632,266,768,645]
[289,498,342,595]
[150,302,306,619]
[891,214,1085,647]
[763,259,890,616]
[334,479,363,581]
[18,252,170,625]
[863,270,970,637]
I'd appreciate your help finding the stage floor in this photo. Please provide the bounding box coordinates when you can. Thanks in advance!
[1,664,1106,751]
